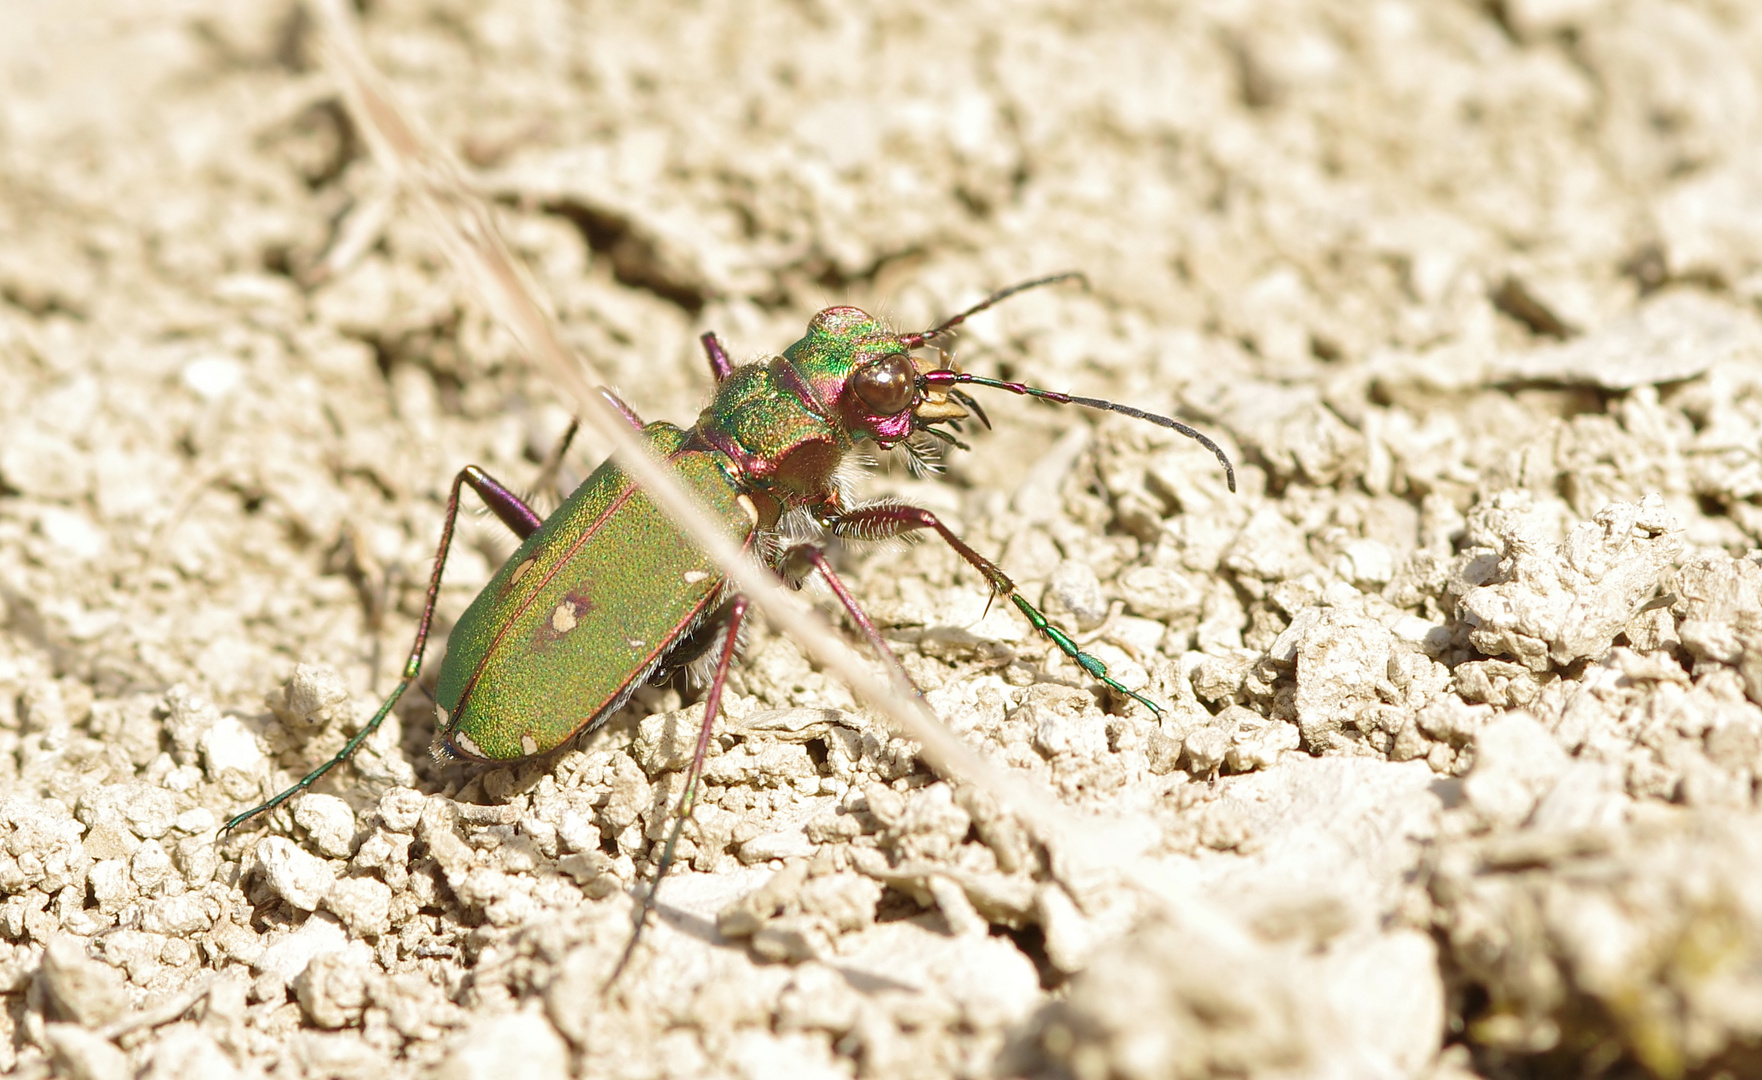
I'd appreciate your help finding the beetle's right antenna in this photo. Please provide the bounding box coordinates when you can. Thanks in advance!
[920,369,1237,492]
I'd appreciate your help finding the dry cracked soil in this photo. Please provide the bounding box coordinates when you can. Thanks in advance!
[5,1,1762,1078]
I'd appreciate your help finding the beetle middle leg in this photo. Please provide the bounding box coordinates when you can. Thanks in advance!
[531,388,647,504]
[610,593,752,986]
[825,500,1161,714]
[223,465,545,834]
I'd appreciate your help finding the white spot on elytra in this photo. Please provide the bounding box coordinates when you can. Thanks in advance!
[550,601,577,634]
[683,570,708,584]
[627,639,645,649]
[509,557,536,587]
[435,703,450,727]
[736,494,760,526]
[520,734,538,755]
[453,732,484,758]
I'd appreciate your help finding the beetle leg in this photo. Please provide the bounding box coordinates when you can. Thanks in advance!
[222,465,539,834]
[825,500,1013,594]
[609,594,752,987]
[699,331,734,383]
[825,501,1161,715]
[781,542,916,687]
[530,417,582,504]
[531,392,642,505]
[462,465,545,540]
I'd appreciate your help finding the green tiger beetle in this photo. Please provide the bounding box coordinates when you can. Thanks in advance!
[223,272,1234,972]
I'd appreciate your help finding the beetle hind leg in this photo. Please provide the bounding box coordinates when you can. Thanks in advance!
[223,465,545,835]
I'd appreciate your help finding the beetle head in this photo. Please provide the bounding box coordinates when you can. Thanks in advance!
[778,274,1237,491]
[780,306,968,449]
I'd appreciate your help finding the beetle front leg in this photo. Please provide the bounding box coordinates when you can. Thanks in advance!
[223,466,544,834]
[825,501,1161,715]
[609,594,752,987]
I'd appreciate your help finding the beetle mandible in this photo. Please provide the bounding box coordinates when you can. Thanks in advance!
[224,272,1235,968]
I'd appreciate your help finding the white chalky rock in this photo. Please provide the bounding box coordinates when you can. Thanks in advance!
[1043,559,1109,631]
[294,794,358,859]
[1182,723,1232,775]
[130,839,173,891]
[270,663,352,730]
[1336,538,1395,587]
[1433,808,1762,1070]
[39,935,129,1027]
[375,787,426,833]
[436,1009,570,1080]
[77,782,178,840]
[162,685,224,762]
[198,715,267,779]
[1319,929,1445,1076]
[254,836,336,912]
[89,860,132,914]
[0,796,91,896]
[1037,908,1312,1077]
[1489,289,1756,389]
[174,834,219,888]
[323,876,392,937]
[142,892,213,937]
[737,827,816,864]
[1459,495,1682,672]
[1462,712,1571,828]
[137,1023,243,1080]
[1293,607,1395,748]
[294,945,373,1029]
[46,1021,132,1080]
[1030,697,1110,760]
[252,911,349,985]
[1120,564,1206,622]
[1227,714,1301,773]
[175,807,215,834]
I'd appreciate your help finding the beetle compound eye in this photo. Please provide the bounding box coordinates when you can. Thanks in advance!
[853,354,917,415]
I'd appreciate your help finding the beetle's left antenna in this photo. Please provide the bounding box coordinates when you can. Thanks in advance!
[900,272,1089,349]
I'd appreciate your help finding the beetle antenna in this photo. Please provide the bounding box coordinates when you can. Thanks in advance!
[920,370,1237,492]
[901,272,1089,349]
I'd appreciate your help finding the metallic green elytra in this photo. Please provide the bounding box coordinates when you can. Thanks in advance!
[223,273,1235,984]
[432,424,756,762]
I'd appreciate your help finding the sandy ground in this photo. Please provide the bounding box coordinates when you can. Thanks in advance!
[5,0,1762,1077]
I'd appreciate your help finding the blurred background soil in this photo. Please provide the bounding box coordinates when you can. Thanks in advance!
[4,1,1762,1077]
